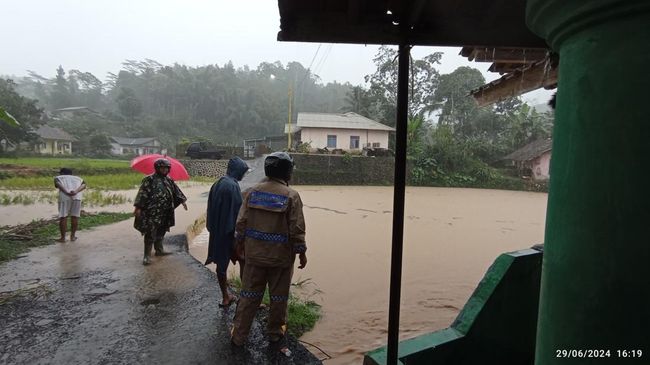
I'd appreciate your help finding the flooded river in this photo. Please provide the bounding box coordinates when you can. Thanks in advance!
[190,186,548,364]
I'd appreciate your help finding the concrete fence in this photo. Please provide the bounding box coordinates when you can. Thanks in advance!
[291,153,395,185]
[179,159,229,178]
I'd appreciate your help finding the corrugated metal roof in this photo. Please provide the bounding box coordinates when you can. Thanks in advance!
[503,139,552,161]
[54,106,91,112]
[34,125,76,141]
[283,124,302,134]
[110,137,157,146]
[296,112,395,131]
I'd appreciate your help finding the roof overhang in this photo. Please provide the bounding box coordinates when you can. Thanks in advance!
[470,57,558,106]
[277,0,547,48]
[277,1,554,104]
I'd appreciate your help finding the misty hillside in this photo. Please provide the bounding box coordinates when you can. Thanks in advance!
[5,59,352,149]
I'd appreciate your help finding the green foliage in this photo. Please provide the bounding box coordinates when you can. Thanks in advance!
[434,66,486,128]
[363,46,443,123]
[0,157,210,190]
[0,157,129,169]
[0,190,130,206]
[0,107,19,127]
[502,104,553,150]
[0,212,131,262]
[342,152,353,164]
[116,87,142,120]
[286,297,322,337]
[406,119,550,191]
[0,78,43,145]
[0,173,142,190]
[10,61,352,152]
[295,141,311,154]
[86,134,114,156]
[5,57,555,192]
[228,275,322,337]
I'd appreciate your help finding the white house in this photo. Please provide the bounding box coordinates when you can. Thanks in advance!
[287,112,395,152]
[33,125,76,155]
[109,137,162,156]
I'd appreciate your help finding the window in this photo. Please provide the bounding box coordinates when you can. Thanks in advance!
[350,136,360,149]
[372,142,381,148]
[327,135,337,148]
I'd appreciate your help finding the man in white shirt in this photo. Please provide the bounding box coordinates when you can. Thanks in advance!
[54,168,86,242]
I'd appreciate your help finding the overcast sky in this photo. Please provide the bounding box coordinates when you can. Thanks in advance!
[2,0,551,104]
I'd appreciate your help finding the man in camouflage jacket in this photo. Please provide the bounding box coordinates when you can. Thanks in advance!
[134,158,187,265]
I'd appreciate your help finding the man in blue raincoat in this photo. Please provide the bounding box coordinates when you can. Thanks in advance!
[205,157,249,307]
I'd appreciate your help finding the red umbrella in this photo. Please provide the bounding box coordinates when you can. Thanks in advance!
[130,154,190,181]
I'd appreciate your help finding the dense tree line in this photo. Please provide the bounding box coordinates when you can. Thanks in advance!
[341,46,554,188]
[2,50,552,189]
[5,59,350,152]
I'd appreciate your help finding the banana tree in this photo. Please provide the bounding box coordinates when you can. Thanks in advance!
[0,107,20,127]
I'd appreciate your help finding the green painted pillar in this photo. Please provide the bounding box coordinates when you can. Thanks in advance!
[526,1,650,363]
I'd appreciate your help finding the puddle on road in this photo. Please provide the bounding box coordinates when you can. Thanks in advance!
[140,298,161,306]
[189,185,548,365]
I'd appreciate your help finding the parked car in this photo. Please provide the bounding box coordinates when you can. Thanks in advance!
[185,142,225,160]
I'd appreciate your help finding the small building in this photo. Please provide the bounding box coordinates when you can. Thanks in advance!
[502,139,552,181]
[51,107,101,120]
[286,112,395,152]
[110,137,162,156]
[243,135,288,158]
[33,125,76,155]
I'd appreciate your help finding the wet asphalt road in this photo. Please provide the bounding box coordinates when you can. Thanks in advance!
[0,157,322,365]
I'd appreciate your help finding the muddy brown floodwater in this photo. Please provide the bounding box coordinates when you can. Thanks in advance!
[191,186,547,364]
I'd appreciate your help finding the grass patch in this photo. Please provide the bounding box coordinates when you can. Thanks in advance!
[1,174,211,191]
[0,191,131,206]
[228,275,322,338]
[0,157,129,169]
[0,212,132,263]
[0,157,214,190]
[0,173,145,190]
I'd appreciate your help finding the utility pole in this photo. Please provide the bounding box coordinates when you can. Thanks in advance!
[287,83,293,150]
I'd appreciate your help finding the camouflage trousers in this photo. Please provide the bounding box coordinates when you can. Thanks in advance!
[143,226,166,257]
[231,264,293,345]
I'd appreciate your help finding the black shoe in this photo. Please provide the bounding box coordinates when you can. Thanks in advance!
[155,251,172,256]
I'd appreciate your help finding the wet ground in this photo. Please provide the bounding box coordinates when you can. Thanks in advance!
[0,158,321,365]
[1,159,548,364]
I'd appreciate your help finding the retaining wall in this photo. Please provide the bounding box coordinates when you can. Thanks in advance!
[179,159,229,178]
[291,153,394,185]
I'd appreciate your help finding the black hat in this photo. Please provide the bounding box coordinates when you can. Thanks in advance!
[264,152,294,181]
[154,158,172,169]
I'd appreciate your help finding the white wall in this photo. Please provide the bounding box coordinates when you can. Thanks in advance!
[532,151,551,181]
[110,143,123,155]
[300,128,390,151]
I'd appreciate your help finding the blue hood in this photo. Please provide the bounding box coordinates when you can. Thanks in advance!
[227,157,249,181]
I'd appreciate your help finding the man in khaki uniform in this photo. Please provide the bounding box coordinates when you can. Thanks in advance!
[231,152,307,347]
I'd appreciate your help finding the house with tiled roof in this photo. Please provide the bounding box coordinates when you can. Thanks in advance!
[286,112,395,152]
[503,138,552,181]
[109,137,161,156]
[33,125,76,155]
